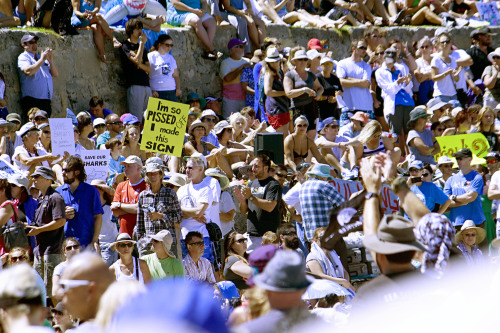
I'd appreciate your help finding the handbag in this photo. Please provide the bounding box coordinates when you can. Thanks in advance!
[2,204,29,251]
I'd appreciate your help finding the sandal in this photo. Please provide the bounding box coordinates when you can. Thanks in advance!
[202,51,217,61]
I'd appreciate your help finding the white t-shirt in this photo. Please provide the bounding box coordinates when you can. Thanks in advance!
[99,205,119,243]
[219,190,236,236]
[490,170,500,219]
[177,180,213,238]
[12,145,50,176]
[220,57,250,79]
[283,182,302,215]
[148,51,178,91]
[0,78,5,100]
[449,49,468,90]
[336,57,373,111]
[431,56,457,97]
[202,176,221,228]
[315,135,349,162]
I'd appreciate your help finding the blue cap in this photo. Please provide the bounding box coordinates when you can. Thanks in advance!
[319,117,337,134]
[409,160,424,170]
[112,279,229,333]
[123,114,140,126]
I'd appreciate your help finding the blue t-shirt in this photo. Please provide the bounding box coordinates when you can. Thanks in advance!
[56,182,104,247]
[202,131,220,148]
[109,155,125,175]
[443,170,485,226]
[407,129,436,165]
[391,70,415,107]
[89,108,113,122]
[410,181,449,212]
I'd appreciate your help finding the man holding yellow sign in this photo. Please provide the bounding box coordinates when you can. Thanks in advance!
[141,97,190,157]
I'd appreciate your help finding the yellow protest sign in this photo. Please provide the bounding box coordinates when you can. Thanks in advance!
[434,133,490,160]
[141,97,189,157]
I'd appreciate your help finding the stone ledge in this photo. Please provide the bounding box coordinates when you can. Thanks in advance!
[1,25,497,116]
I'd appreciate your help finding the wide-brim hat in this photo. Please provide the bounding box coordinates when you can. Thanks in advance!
[0,119,15,132]
[6,113,21,124]
[291,50,309,64]
[150,230,174,257]
[407,106,429,127]
[437,155,454,166]
[452,148,472,159]
[265,47,282,63]
[111,233,136,251]
[213,120,232,135]
[454,220,486,245]
[363,214,427,254]
[488,47,500,62]
[31,166,55,181]
[90,179,115,197]
[8,174,29,191]
[426,97,450,113]
[164,173,186,187]
[188,119,208,135]
[205,168,230,190]
[306,163,333,181]
[253,250,314,292]
[251,49,263,63]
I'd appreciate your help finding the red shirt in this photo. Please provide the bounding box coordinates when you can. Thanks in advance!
[113,179,148,235]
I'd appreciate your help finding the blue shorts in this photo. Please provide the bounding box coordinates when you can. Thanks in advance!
[14,7,26,25]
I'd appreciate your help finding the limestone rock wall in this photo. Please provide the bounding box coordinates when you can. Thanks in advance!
[1,26,498,117]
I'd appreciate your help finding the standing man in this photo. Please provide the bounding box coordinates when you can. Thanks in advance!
[177,156,214,262]
[119,18,152,120]
[444,148,485,230]
[220,38,250,119]
[299,163,345,242]
[136,162,183,258]
[61,253,115,332]
[467,28,495,82]
[56,156,104,250]
[26,166,66,298]
[111,156,147,235]
[96,113,123,149]
[235,154,282,252]
[17,34,59,119]
[336,39,373,126]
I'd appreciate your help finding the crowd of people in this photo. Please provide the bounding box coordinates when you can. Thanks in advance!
[2,19,500,333]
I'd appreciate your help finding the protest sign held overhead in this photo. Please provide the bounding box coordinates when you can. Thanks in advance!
[81,150,110,182]
[49,118,75,157]
[434,133,490,160]
[141,97,189,157]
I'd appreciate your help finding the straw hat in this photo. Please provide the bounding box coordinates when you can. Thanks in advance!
[205,168,230,190]
[164,173,186,187]
[110,233,136,251]
[188,119,208,135]
[454,220,486,245]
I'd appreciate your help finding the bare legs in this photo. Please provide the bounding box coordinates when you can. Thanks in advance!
[411,6,442,25]
[188,16,217,53]
[91,14,121,63]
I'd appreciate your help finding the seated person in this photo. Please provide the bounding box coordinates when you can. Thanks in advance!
[214,120,252,179]
[223,231,252,291]
[182,231,216,283]
[141,230,185,280]
[0,0,23,27]
[104,0,167,31]
[88,96,114,121]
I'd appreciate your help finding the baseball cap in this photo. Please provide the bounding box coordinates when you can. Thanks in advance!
[93,118,106,127]
[119,155,143,167]
[34,110,48,119]
[228,38,246,50]
[307,38,322,50]
[185,152,207,168]
[471,27,496,39]
[452,148,472,158]
[486,152,500,161]
[6,113,21,124]
[409,160,424,170]
[351,111,369,124]
[17,122,39,137]
[200,109,219,120]
[123,114,140,126]
[214,120,232,135]
[145,163,163,174]
[31,166,55,181]
[37,123,50,130]
[21,34,38,45]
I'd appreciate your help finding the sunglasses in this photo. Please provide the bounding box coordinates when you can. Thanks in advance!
[43,130,51,134]
[94,124,106,128]
[357,46,367,50]
[420,45,431,49]
[455,156,466,161]
[422,172,430,177]
[65,244,79,251]
[27,40,37,45]
[235,238,247,244]
[464,233,476,237]
[118,243,134,248]
[188,241,204,247]
[11,255,26,262]
[494,56,500,60]
[59,279,91,292]
[487,160,497,164]
[375,52,384,56]
[440,40,451,45]
[296,124,307,127]
[277,173,288,178]
[202,118,217,123]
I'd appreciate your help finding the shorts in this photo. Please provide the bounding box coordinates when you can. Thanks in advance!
[34,253,62,297]
[182,12,213,25]
[385,104,412,135]
[292,101,318,131]
[267,112,291,129]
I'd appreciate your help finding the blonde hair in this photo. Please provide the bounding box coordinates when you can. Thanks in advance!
[262,231,279,245]
[355,120,382,144]
[95,280,146,329]
[476,106,496,131]
[244,287,271,319]
[229,112,248,129]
